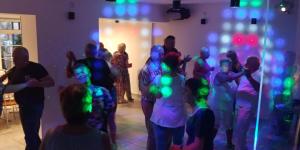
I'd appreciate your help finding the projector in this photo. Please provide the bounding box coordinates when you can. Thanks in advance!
[166,0,191,20]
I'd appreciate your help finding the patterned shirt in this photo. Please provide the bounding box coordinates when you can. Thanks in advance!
[138,62,161,103]
[87,85,114,130]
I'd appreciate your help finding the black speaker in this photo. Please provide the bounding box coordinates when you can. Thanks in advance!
[251,18,257,24]
[230,0,240,7]
[106,0,116,1]
[68,11,75,20]
[201,18,207,24]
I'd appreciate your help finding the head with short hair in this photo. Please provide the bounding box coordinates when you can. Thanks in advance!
[118,43,126,53]
[99,42,104,49]
[185,78,210,106]
[220,59,232,73]
[84,43,98,58]
[60,84,92,125]
[13,46,29,68]
[245,56,260,73]
[73,63,91,84]
[200,47,210,59]
[150,45,164,62]
[162,52,180,73]
[164,35,176,50]
[226,50,238,62]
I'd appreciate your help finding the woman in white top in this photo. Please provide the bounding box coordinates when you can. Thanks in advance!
[150,52,187,150]
[209,59,244,149]
[40,84,111,150]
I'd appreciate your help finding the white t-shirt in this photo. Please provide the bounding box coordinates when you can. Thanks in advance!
[237,72,260,96]
[41,127,107,150]
[150,74,187,128]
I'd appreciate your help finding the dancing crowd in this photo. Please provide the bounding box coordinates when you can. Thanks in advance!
[0,35,263,150]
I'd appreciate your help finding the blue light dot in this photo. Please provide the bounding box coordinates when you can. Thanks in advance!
[141,4,151,15]
[115,5,126,17]
[235,9,248,20]
[272,66,284,75]
[103,6,113,17]
[222,9,232,19]
[271,77,282,88]
[207,58,217,66]
[153,27,163,37]
[275,38,286,48]
[249,9,261,19]
[128,5,138,17]
[90,32,99,42]
[208,32,218,43]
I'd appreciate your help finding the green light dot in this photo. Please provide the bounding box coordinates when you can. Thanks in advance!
[196,98,207,108]
[160,86,173,98]
[116,0,126,4]
[161,63,171,72]
[83,90,93,113]
[240,0,248,7]
[128,0,137,3]
[149,85,159,95]
[160,75,173,86]
[250,0,263,7]
[283,90,291,97]
[201,78,208,86]
[198,88,209,96]
[284,77,295,89]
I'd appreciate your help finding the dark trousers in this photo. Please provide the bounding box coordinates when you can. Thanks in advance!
[142,100,155,150]
[19,103,44,150]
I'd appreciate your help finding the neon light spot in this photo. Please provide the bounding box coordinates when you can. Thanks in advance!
[115,5,126,16]
[149,85,159,95]
[284,77,295,89]
[235,9,247,20]
[220,34,231,44]
[153,27,163,37]
[128,0,137,3]
[240,0,248,7]
[250,9,261,19]
[271,77,282,88]
[222,22,232,31]
[102,6,113,17]
[232,33,245,46]
[249,24,258,32]
[222,9,232,19]
[207,58,217,66]
[141,4,151,15]
[272,66,284,75]
[160,86,173,98]
[116,0,126,4]
[141,28,150,37]
[160,75,173,86]
[235,23,245,32]
[90,31,99,41]
[247,34,259,47]
[250,0,263,7]
[275,38,286,48]
[208,32,218,43]
[220,47,229,53]
[128,5,138,17]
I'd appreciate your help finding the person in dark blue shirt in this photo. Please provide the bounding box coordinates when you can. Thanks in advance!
[184,78,215,150]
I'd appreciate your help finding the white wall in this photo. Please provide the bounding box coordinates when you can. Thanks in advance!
[0,0,167,135]
[99,18,152,95]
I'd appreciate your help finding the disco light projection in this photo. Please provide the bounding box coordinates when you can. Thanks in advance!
[249,24,258,32]
[222,9,233,19]
[115,5,126,17]
[235,8,248,20]
[220,34,231,44]
[103,7,113,17]
[235,22,245,32]
[128,5,138,17]
[83,89,93,113]
[208,32,219,43]
[222,22,232,31]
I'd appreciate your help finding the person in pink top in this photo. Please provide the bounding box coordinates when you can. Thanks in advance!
[193,47,214,82]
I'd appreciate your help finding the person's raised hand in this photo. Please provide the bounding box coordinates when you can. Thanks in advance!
[66,51,76,61]
[183,55,192,63]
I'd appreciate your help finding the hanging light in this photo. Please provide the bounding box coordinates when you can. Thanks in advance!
[278,0,292,13]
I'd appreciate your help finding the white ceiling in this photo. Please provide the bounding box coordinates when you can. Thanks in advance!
[138,0,227,4]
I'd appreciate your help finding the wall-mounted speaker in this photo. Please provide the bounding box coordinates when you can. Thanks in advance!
[251,18,257,24]
[201,18,207,24]
[68,11,75,20]
[106,0,116,2]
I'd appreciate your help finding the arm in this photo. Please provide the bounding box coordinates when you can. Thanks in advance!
[0,72,9,82]
[34,75,55,88]
[4,83,27,93]
[183,137,204,150]
[216,71,244,83]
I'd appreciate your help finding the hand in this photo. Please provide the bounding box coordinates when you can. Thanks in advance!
[66,51,76,61]
[26,79,40,87]
[183,55,192,63]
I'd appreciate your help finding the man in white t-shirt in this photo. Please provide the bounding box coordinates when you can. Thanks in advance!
[235,56,260,150]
